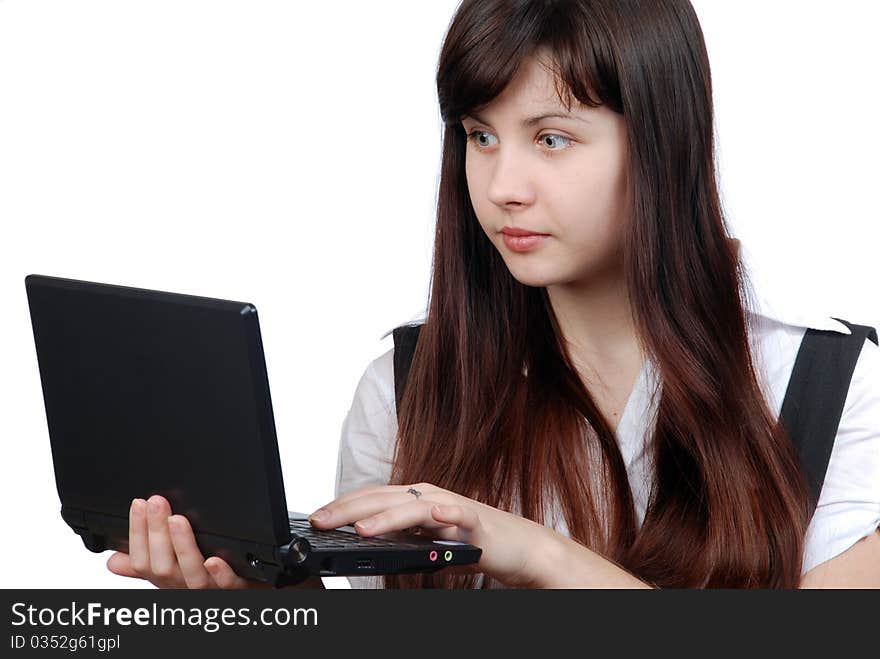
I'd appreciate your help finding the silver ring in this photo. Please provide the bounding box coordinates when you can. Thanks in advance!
[407,487,422,500]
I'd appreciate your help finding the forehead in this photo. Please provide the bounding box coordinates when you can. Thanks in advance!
[462,54,584,123]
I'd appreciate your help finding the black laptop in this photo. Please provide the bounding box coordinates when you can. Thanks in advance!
[24,274,481,587]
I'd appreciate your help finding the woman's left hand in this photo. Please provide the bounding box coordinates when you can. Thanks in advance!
[307,483,561,588]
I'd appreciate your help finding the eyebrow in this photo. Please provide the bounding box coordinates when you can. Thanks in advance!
[463,110,590,127]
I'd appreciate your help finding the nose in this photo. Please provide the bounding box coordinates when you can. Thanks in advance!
[485,146,536,209]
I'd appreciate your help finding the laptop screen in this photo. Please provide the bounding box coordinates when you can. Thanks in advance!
[25,275,291,547]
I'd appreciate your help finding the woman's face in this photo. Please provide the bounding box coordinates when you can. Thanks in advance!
[461,53,630,288]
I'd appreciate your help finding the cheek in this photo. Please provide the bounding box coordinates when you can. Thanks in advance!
[558,166,625,239]
[465,166,493,231]
[549,163,628,277]
[585,143,627,212]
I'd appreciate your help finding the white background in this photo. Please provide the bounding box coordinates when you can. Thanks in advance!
[1,0,877,589]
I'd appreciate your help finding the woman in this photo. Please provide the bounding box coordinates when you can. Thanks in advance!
[108,0,880,589]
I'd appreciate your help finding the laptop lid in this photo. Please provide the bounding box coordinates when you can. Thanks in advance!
[25,274,292,550]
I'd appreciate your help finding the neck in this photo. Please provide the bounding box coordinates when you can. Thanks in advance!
[545,265,643,375]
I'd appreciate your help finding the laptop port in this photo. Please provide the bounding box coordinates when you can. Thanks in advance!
[356,559,373,569]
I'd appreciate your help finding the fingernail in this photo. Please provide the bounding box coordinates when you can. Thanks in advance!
[309,509,329,522]
[167,516,177,532]
[356,518,373,530]
[148,500,159,515]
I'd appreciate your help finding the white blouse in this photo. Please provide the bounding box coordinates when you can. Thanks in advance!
[333,247,880,588]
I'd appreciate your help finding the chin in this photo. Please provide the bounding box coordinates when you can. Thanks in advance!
[503,261,564,288]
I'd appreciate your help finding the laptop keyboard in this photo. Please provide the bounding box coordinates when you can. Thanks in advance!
[288,518,426,550]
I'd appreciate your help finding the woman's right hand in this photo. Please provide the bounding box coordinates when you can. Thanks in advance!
[106,494,270,589]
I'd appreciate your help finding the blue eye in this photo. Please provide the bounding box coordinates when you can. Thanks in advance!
[466,130,499,148]
[538,134,571,151]
[465,130,572,157]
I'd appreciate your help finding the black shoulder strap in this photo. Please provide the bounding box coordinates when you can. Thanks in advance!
[778,317,878,512]
[391,323,424,414]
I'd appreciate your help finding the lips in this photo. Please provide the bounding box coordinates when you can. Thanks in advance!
[500,227,548,237]
[501,230,549,253]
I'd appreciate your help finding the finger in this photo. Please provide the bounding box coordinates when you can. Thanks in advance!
[315,484,394,508]
[354,500,458,537]
[204,557,258,589]
[128,498,151,575]
[313,483,439,514]
[167,515,218,589]
[146,495,184,584]
[106,552,143,579]
[310,490,444,530]
[417,525,465,541]
[428,505,485,546]
[431,504,483,537]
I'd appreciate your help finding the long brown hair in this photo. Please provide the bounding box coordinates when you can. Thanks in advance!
[385,0,812,588]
